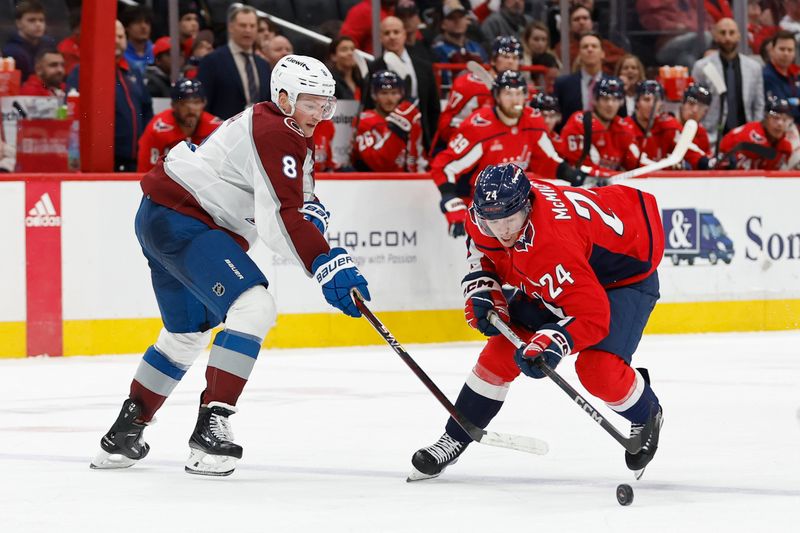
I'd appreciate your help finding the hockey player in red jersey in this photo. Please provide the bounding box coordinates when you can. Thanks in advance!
[409,163,665,481]
[678,83,713,169]
[91,55,370,476]
[434,36,523,152]
[431,70,588,237]
[559,77,642,173]
[627,80,681,164]
[529,92,563,152]
[353,70,423,172]
[718,96,793,170]
[136,78,222,172]
[313,119,337,172]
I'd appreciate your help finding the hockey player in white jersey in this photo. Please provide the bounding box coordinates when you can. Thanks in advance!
[90,55,370,476]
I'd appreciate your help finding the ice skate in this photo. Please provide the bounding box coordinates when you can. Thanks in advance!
[407,433,469,482]
[626,405,664,479]
[90,399,150,469]
[184,402,243,476]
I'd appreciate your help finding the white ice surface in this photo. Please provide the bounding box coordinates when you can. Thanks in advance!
[1,331,799,533]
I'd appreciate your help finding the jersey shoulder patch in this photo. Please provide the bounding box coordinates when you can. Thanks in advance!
[153,117,174,133]
[284,117,305,137]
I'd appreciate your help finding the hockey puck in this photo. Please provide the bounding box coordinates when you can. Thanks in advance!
[616,483,634,506]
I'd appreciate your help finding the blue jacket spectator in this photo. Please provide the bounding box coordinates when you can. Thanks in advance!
[120,4,155,75]
[432,0,488,87]
[762,31,800,126]
[67,20,153,172]
[1,0,56,82]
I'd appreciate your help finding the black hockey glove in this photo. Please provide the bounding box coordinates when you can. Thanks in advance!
[556,161,589,187]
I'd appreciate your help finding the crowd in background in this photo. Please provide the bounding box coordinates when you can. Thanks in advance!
[1,0,799,173]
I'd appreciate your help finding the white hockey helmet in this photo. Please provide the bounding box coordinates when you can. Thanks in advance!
[271,54,337,120]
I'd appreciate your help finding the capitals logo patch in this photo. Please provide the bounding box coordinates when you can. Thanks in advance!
[471,115,492,127]
[153,118,174,133]
[749,130,765,143]
[514,222,535,252]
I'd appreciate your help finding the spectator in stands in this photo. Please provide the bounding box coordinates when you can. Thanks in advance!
[522,21,559,71]
[183,30,214,79]
[196,4,270,120]
[137,78,221,172]
[432,0,488,86]
[692,18,765,145]
[328,36,363,100]
[748,0,780,54]
[145,37,173,99]
[636,0,712,67]
[255,16,278,62]
[58,8,80,75]
[763,30,800,126]
[340,0,397,55]
[67,19,153,172]
[19,49,65,98]
[121,5,155,76]
[364,16,440,154]
[615,54,646,116]
[2,0,56,83]
[395,1,432,62]
[263,35,293,69]
[555,4,625,75]
[179,2,201,61]
[553,32,622,132]
[779,0,800,37]
[481,0,532,44]
[532,53,559,94]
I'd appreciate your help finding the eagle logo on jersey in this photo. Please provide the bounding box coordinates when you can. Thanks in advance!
[749,130,765,143]
[470,115,492,127]
[284,117,305,137]
[513,221,535,252]
[153,118,174,133]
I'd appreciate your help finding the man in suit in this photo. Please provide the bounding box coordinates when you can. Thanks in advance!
[691,18,765,147]
[196,4,271,120]
[363,16,440,155]
[553,32,624,132]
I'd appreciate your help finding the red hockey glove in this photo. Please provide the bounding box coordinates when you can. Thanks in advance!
[514,325,572,379]
[462,272,509,336]
[440,194,467,237]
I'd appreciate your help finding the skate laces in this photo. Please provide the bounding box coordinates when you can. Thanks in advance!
[426,434,465,464]
[209,411,235,442]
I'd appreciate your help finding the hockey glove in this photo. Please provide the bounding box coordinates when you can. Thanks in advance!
[556,161,588,187]
[514,324,572,379]
[462,271,509,336]
[386,111,413,143]
[312,247,371,318]
[440,194,467,237]
[300,200,330,235]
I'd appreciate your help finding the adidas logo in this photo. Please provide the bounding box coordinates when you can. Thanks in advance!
[26,192,61,227]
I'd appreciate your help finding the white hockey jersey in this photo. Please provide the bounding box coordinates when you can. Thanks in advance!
[141,102,329,275]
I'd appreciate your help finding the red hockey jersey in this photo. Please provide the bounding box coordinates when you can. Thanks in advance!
[431,106,562,193]
[465,180,664,353]
[313,119,336,172]
[627,113,682,162]
[353,100,423,172]
[436,71,493,146]
[559,111,640,172]
[137,109,221,172]
[719,121,792,170]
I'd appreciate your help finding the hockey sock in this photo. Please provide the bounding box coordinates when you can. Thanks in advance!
[608,368,659,425]
[201,329,263,406]
[445,367,509,443]
[130,345,191,422]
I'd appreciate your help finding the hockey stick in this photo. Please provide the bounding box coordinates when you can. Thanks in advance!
[488,313,648,454]
[352,291,549,456]
[702,62,727,155]
[466,60,494,90]
[716,141,777,167]
[595,119,698,186]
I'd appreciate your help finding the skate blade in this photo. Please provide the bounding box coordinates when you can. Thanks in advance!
[184,449,237,477]
[406,465,441,482]
[90,450,138,470]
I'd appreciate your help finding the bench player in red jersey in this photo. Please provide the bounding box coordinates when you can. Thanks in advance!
[136,78,221,172]
[719,96,793,170]
[410,163,665,481]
